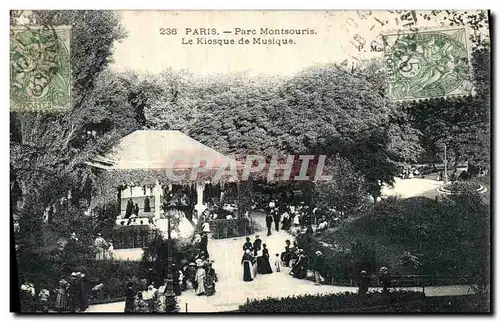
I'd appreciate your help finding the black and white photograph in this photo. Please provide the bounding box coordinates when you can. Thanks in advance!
[9,9,491,313]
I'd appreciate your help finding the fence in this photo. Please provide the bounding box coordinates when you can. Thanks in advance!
[316,274,476,288]
[197,218,257,239]
[209,218,257,239]
[112,226,161,249]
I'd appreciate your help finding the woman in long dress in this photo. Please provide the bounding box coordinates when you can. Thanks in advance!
[195,263,206,295]
[205,263,218,296]
[124,282,135,313]
[241,249,254,282]
[54,280,68,312]
[290,250,308,279]
[94,234,108,260]
[260,244,273,274]
[281,212,290,230]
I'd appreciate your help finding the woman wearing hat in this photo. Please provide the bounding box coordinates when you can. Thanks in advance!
[124,282,136,313]
[312,251,324,285]
[241,249,254,282]
[68,273,81,312]
[54,279,69,312]
[195,262,206,296]
[378,267,391,294]
[290,249,308,279]
[242,237,253,253]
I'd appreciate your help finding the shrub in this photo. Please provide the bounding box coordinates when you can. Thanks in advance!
[140,235,198,287]
[238,290,425,312]
[313,156,370,216]
[443,181,482,193]
[308,192,489,283]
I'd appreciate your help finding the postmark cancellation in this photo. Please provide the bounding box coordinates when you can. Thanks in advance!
[10,25,71,112]
[382,28,472,101]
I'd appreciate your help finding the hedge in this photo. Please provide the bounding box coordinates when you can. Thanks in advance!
[442,181,483,193]
[336,295,489,313]
[238,290,425,313]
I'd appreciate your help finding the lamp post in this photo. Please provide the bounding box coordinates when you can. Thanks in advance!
[165,211,175,297]
[443,143,448,184]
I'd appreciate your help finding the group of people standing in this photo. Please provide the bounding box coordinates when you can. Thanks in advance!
[125,278,177,313]
[357,266,391,295]
[241,235,279,282]
[125,198,144,218]
[20,271,92,313]
[188,231,218,296]
[94,233,115,260]
[191,260,218,296]
[263,199,326,236]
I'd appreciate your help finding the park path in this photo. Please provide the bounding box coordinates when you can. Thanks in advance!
[87,209,475,313]
[381,177,442,199]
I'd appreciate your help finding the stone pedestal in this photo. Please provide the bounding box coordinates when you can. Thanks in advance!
[194,183,205,217]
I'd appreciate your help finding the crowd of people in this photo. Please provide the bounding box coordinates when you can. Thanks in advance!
[20,271,94,313]
[123,259,219,313]
[258,198,342,237]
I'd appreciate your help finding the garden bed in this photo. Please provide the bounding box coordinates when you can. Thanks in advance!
[336,294,489,313]
[238,290,425,312]
[438,181,486,194]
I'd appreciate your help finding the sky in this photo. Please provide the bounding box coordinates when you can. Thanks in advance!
[110,10,487,76]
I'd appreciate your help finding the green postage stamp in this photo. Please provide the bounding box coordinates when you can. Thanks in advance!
[382,28,471,101]
[10,25,71,112]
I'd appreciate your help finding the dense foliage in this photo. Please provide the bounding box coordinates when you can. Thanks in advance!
[10,10,133,298]
[300,192,489,287]
[313,156,370,213]
[125,64,423,201]
[238,290,424,312]
[401,11,491,168]
[334,295,488,313]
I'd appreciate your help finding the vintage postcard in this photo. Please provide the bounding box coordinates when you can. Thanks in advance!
[10,10,491,313]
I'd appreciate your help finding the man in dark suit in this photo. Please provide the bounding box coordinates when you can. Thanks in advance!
[273,209,281,232]
[266,213,274,236]
[253,235,262,256]
[200,232,209,258]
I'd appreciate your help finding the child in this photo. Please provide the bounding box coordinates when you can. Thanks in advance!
[38,288,50,312]
[274,253,281,272]
[134,291,148,313]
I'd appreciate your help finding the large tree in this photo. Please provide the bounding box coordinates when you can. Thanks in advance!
[276,64,422,201]
[139,63,422,202]
[10,10,131,278]
[400,11,491,168]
